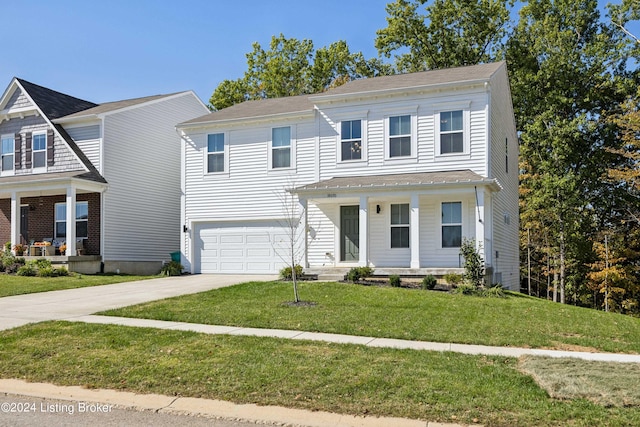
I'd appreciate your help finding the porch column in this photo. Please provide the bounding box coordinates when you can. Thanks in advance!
[65,186,76,256]
[474,187,485,260]
[10,192,20,254]
[358,196,368,267]
[299,197,308,268]
[410,194,420,268]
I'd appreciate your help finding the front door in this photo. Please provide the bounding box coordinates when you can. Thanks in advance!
[340,205,359,262]
[20,206,29,244]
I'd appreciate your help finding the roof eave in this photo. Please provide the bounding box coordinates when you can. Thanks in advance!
[293,179,502,195]
[177,109,315,130]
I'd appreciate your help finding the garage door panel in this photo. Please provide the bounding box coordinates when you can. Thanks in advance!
[196,222,289,274]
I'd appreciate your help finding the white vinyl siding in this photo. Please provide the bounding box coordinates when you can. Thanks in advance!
[102,93,209,262]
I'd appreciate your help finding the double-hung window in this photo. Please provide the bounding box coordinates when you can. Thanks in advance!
[207,133,225,173]
[442,202,462,248]
[32,133,47,169]
[1,135,14,172]
[389,115,411,157]
[390,203,410,248]
[271,127,291,168]
[440,110,464,154]
[341,120,362,161]
[55,201,89,240]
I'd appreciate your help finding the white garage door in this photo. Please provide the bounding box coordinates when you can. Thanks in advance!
[194,221,289,274]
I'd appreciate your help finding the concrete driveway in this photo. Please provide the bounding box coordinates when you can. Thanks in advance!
[0,274,274,331]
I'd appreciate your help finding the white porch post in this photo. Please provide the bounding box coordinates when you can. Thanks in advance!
[474,187,485,260]
[410,194,420,268]
[299,197,308,268]
[358,196,368,267]
[10,192,21,253]
[66,186,77,256]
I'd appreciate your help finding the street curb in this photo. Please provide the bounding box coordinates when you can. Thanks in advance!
[0,379,479,427]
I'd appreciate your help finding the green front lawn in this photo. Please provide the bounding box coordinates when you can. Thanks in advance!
[1,321,638,427]
[0,274,157,297]
[103,281,640,354]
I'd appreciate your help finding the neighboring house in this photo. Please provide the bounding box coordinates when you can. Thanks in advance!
[177,61,520,290]
[0,78,209,274]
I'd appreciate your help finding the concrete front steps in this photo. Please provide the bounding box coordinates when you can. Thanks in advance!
[304,267,465,282]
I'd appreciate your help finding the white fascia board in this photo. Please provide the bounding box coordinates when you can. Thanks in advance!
[177,110,315,131]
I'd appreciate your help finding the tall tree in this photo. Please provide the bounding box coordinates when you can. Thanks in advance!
[375,0,513,72]
[209,35,391,110]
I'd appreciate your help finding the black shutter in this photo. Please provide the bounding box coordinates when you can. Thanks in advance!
[25,132,32,169]
[47,129,55,166]
[14,133,22,169]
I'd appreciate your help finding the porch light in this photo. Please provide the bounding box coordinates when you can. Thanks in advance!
[183,225,188,233]
[376,205,381,214]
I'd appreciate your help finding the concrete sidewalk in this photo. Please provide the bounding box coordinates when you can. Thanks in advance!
[70,314,640,363]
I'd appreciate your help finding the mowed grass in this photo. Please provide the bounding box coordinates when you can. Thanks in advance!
[104,281,640,354]
[0,274,158,297]
[1,321,639,427]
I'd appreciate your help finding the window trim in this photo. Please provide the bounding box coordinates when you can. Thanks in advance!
[390,203,410,249]
[339,119,365,163]
[204,132,228,176]
[434,105,471,157]
[31,131,47,171]
[441,201,463,249]
[1,133,15,175]
[54,201,89,241]
[268,125,296,171]
[384,111,417,161]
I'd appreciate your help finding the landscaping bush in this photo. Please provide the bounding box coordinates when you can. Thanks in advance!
[451,281,477,295]
[346,266,374,282]
[389,274,401,287]
[279,264,303,280]
[16,264,37,277]
[443,273,463,286]
[160,261,183,276]
[3,256,25,274]
[33,258,53,270]
[460,238,485,289]
[421,274,437,290]
[483,284,506,298]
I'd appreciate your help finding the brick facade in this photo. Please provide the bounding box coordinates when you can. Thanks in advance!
[0,193,101,255]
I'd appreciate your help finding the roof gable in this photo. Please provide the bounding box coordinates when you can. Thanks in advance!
[15,78,98,119]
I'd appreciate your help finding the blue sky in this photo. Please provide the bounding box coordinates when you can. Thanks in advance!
[1,1,636,106]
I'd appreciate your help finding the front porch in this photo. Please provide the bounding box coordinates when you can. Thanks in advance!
[22,254,102,274]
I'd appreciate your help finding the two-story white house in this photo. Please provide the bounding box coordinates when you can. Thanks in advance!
[0,78,209,274]
[177,62,520,289]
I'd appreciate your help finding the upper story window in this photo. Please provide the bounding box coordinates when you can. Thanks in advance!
[389,115,411,157]
[207,133,225,173]
[55,201,89,240]
[439,110,464,154]
[271,127,291,168]
[442,201,462,248]
[390,203,410,248]
[1,135,14,172]
[32,132,47,169]
[341,120,362,161]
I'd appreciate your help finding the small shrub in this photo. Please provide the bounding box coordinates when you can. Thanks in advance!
[37,266,56,277]
[451,281,478,295]
[346,266,374,283]
[422,274,437,290]
[160,261,183,276]
[483,284,506,298]
[33,258,53,270]
[460,238,485,289]
[443,273,463,286]
[279,265,303,280]
[4,242,11,252]
[389,274,401,287]
[16,264,37,277]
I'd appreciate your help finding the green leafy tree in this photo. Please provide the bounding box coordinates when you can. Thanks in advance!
[209,34,391,110]
[375,0,513,72]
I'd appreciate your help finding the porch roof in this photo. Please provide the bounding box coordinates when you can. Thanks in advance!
[292,170,502,195]
[0,170,108,198]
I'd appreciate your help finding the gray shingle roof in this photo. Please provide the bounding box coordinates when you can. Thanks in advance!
[59,93,184,120]
[16,78,98,119]
[293,170,500,193]
[180,94,314,126]
[179,62,505,127]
